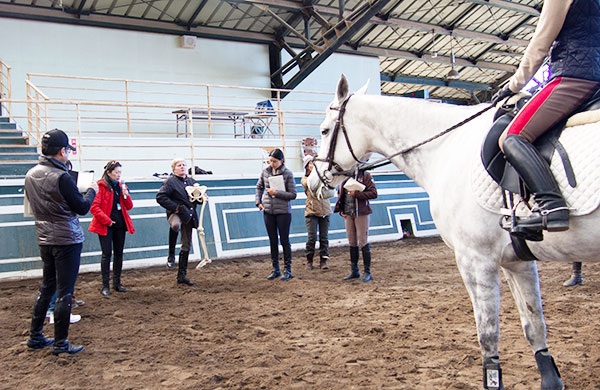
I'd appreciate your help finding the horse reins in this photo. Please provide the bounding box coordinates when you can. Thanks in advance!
[313,96,496,186]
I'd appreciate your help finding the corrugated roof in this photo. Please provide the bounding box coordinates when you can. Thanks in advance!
[0,0,542,103]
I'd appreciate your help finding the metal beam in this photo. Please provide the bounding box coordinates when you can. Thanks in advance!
[0,3,275,44]
[187,0,209,30]
[381,73,491,91]
[280,0,394,93]
[461,0,540,16]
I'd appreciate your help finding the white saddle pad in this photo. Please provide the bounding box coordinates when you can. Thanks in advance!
[472,123,600,217]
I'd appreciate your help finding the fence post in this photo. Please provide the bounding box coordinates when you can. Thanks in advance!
[125,80,131,137]
[76,103,83,170]
[206,85,212,138]
[188,108,195,179]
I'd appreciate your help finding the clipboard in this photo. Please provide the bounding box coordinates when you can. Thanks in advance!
[268,175,285,192]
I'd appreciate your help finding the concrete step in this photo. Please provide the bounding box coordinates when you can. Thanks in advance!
[0,130,22,137]
[0,162,36,176]
[0,123,17,130]
[0,153,39,161]
[0,146,37,153]
[0,137,27,145]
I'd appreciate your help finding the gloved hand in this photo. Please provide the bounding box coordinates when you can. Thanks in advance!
[491,84,516,105]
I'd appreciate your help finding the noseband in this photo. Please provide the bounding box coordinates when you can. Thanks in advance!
[313,95,366,188]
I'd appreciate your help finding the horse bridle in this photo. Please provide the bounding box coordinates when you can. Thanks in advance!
[311,94,496,189]
[312,94,366,189]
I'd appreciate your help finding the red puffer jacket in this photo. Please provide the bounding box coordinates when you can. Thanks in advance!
[88,180,135,235]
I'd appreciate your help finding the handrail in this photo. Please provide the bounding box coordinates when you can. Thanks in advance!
[0,59,12,120]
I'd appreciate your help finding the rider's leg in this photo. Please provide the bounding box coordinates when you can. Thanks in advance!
[499,77,600,232]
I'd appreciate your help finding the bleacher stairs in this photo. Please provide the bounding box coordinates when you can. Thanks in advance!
[0,117,38,178]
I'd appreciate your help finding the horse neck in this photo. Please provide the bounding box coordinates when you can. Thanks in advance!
[357,96,492,191]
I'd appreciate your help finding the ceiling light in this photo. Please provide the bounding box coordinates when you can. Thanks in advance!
[447,34,461,80]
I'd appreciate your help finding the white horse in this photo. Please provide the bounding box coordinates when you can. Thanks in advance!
[308,75,600,390]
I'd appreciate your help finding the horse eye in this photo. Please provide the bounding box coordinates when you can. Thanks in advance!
[321,128,329,136]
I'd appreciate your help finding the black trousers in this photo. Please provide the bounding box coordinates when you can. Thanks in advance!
[38,243,82,301]
[98,227,127,267]
[263,213,292,262]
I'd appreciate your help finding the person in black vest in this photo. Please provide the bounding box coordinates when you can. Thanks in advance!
[493,0,600,237]
[156,158,207,285]
[24,129,97,355]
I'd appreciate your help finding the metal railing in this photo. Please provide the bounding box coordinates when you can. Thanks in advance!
[0,60,12,120]
[12,73,333,174]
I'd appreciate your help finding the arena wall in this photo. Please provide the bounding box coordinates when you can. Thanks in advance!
[0,171,438,280]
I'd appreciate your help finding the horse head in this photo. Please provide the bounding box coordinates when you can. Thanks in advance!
[307,74,371,199]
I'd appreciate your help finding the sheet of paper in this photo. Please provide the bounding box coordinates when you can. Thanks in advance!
[77,170,95,193]
[268,175,285,192]
[23,190,33,217]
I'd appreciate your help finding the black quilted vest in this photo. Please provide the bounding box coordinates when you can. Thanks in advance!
[550,0,600,81]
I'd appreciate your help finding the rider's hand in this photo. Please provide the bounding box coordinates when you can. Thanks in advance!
[491,84,516,105]
[267,188,277,196]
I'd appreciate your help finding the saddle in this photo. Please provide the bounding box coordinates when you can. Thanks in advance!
[480,90,600,259]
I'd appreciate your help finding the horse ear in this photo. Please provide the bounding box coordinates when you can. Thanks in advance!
[337,74,349,102]
[355,79,370,95]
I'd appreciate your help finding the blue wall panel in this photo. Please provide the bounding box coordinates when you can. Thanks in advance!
[0,172,437,279]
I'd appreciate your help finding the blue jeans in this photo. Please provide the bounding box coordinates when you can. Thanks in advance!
[305,215,330,257]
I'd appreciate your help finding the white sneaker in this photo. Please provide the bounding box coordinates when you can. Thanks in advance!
[48,313,81,324]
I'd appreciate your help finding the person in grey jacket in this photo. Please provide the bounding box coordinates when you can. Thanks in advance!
[24,129,97,355]
[256,148,297,280]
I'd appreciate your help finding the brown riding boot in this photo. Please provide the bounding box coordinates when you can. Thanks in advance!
[305,253,314,270]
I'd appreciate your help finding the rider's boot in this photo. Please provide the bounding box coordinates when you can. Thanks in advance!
[502,135,569,235]
[177,251,196,286]
[361,244,372,282]
[27,292,54,349]
[342,246,360,280]
[563,262,583,287]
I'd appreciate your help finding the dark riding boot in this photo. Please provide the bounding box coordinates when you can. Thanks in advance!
[167,228,177,269]
[267,257,281,280]
[361,244,372,282]
[305,253,314,270]
[177,251,196,285]
[319,255,330,270]
[280,256,293,281]
[502,135,569,235]
[100,256,110,297]
[342,246,360,280]
[27,292,54,349]
[563,262,583,287]
[113,256,128,292]
[51,294,84,355]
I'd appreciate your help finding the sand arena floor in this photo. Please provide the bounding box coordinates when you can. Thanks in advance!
[1,237,599,389]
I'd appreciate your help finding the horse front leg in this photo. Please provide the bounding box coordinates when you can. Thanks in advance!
[455,253,504,390]
[501,259,563,390]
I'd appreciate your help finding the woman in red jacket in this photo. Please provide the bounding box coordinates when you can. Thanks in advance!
[89,161,134,297]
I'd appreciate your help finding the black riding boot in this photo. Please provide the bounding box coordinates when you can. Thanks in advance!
[342,246,360,280]
[280,256,293,281]
[502,135,569,236]
[27,292,54,349]
[177,251,196,286]
[267,258,281,280]
[305,253,314,270]
[113,256,128,292]
[51,294,84,355]
[563,262,583,287]
[167,228,177,269]
[100,256,110,297]
[361,244,372,282]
